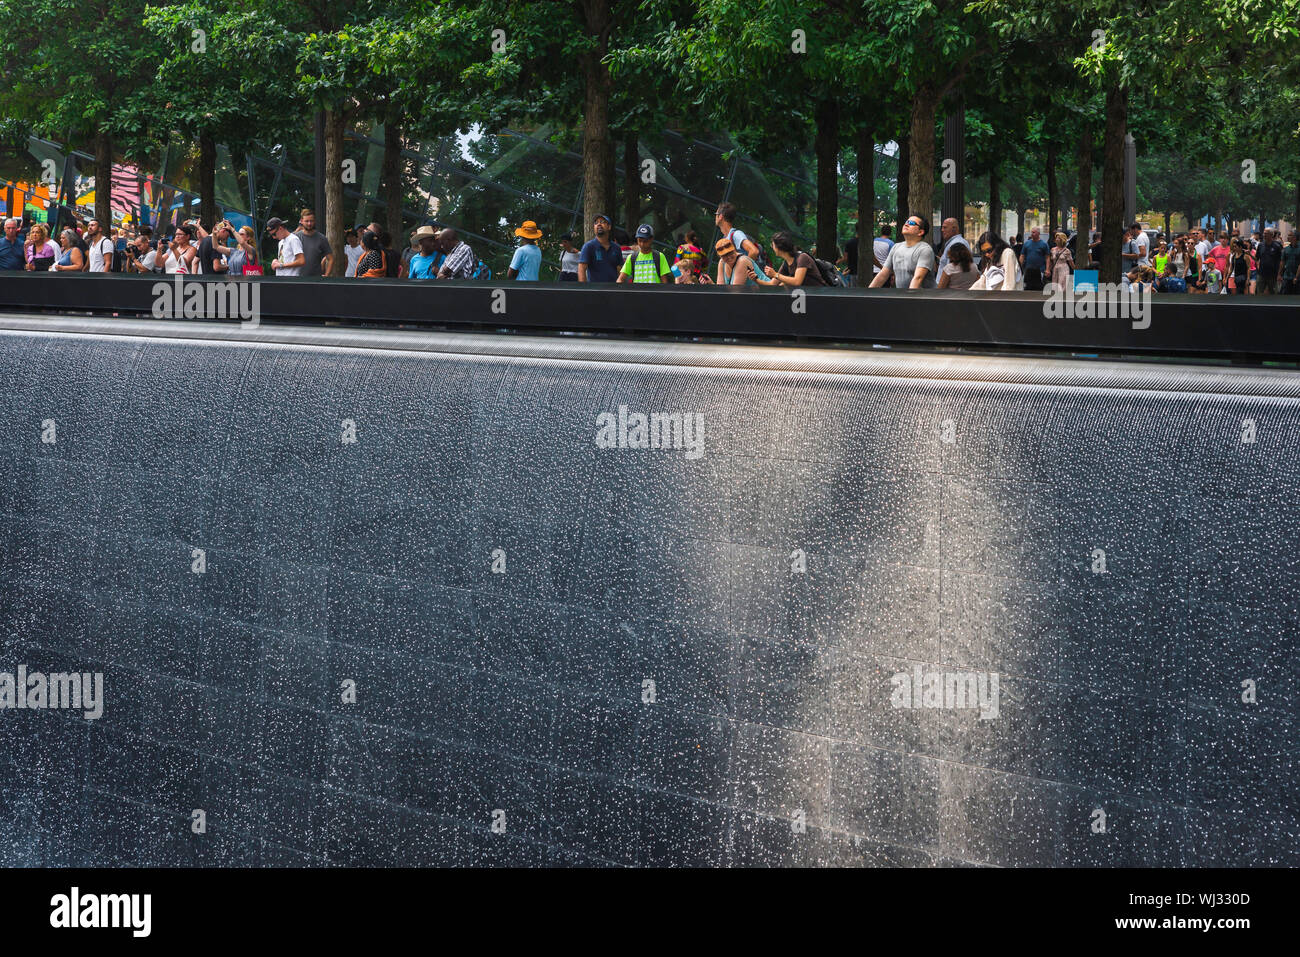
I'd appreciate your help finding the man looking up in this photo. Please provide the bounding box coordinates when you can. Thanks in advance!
[869,214,935,289]
[578,213,623,282]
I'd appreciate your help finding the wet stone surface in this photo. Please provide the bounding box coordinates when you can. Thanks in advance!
[0,332,1297,866]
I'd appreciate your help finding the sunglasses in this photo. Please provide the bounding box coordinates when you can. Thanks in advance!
[906,220,922,228]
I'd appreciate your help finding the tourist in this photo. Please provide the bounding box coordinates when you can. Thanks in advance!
[24,224,57,271]
[1019,225,1049,290]
[1282,232,1300,294]
[52,228,85,271]
[937,241,979,290]
[969,231,1020,291]
[1047,231,1074,288]
[936,217,970,273]
[354,229,388,278]
[578,214,623,282]
[714,236,761,286]
[158,224,198,274]
[266,217,304,276]
[343,228,364,277]
[199,219,234,274]
[760,230,825,287]
[673,256,711,284]
[675,231,706,274]
[1228,238,1251,295]
[124,231,157,274]
[0,218,23,271]
[84,219,114,273]
[873,224,895,282]
[714,202,765,269]
[1121,222,1150,273]
[869,215,935,289]
[295,208,331,276]
[1256,228,1283,295]
[405,226,442,279]
[508,220,543,280]
[227,227,261,276]
[1156,261,1187,293]
[436,228,476,279]
[617,224,673,284]
[558,232,581,281]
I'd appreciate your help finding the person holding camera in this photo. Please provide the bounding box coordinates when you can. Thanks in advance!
[124,232,158,273]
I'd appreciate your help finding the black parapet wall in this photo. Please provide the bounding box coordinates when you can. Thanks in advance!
[0,316,1297,867]
[1,272,1300,360]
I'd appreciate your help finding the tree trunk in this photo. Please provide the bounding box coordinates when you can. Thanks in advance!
[1100,79,1127,284]
[623,133,638,232]
[1164,211,1172,240]
[895,134,910,232]
[908,83,939,231]
[580,0,613,239]
[198,133,216,230]
[324,108,347,277]
[1294,180,1299,237]
[383,120,403,241]
[1075,125,1092,265]
[855,125,874,279]
[1017,207,1026,241]
[94,130,112,228]
[815,98,840,260]
[1047,143,1058,241]
[988,165,1001,237]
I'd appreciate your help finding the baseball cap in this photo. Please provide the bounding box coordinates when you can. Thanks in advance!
[635,224,654,240]
[265,217,286,233]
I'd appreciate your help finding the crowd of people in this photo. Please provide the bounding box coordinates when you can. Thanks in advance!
[4,203,1297,296]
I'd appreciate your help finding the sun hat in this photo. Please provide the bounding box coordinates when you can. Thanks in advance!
[515,220,543,240]
[412,225,439,243]
[714,237,737,257]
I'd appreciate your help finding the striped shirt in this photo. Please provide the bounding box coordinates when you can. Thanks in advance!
[441,241,475,279]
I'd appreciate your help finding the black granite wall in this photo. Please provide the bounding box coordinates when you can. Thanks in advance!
[0,325,1296,866]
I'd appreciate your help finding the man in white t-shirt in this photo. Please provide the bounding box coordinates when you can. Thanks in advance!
[84,219,115,272]
[267,217,305,276]
[1122,222,1150,271]
[1194,229,1212,276]
[343,227,364,277]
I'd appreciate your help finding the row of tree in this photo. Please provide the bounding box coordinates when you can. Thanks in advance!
[1,0,1296,281]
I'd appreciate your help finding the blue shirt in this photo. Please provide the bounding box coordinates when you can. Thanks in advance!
[509,243,542,281]
[579,237,623,282]
[0,237,24,271]
[408,252,442,279]
[1021,239,1050,271]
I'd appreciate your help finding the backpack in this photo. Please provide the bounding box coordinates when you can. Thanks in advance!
[810,256,842,287]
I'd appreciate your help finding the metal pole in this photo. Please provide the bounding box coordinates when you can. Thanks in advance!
[942,99,964,232]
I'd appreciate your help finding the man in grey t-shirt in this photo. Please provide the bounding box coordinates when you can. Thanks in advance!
[295,209,332,276]
[870,214,936,289]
